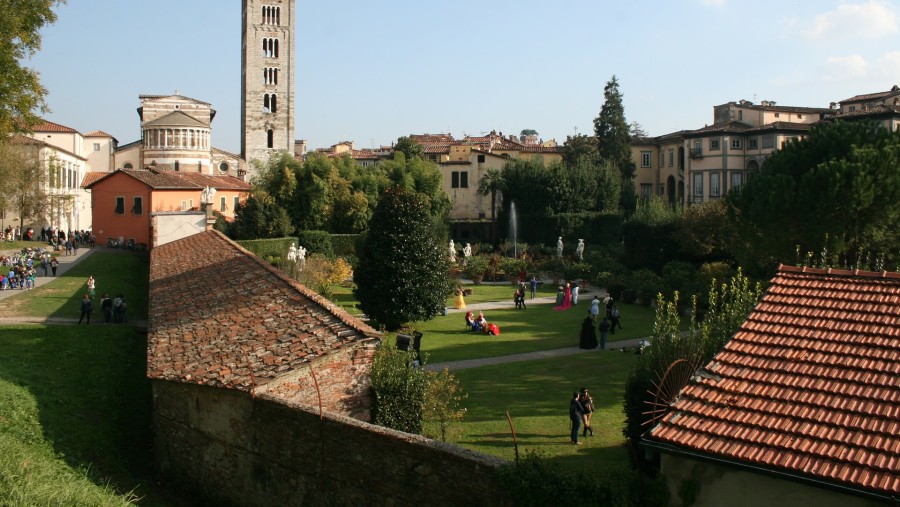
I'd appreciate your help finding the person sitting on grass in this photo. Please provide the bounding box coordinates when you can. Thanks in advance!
[465,311,475,331]
[474,311,487,333]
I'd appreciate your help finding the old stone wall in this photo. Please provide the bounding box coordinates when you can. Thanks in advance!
[154,381,510,506]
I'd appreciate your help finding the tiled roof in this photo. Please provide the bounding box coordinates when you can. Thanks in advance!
[647,264,900,499]
[745,121,813,133]
[33,119,78,133]
[80,171,108,188]
[147,230,380,391]
[139,93,211,105]
[409,133,455,143]
[687,121,752,135]
[84,130,115,138]
[840,85,900,104]
[423,144,451,154]
[831,105,900,120]
[85,168,252,191]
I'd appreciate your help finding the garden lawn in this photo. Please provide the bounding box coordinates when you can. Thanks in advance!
[412,299,658,364]
[0,324,180,506]
[427,350,640,473]
[445,282,559,306]
[0,251,148,320]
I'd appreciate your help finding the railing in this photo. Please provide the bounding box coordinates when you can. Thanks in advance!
[689,148,703,158]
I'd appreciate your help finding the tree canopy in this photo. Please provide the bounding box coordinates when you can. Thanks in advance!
[727,120,900,273]
[593,75,634,181]
[0,0,62,139]
[354,187,453,331]
[392,136,424,161]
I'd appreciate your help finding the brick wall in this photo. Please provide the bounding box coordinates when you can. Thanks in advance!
[259,344,377,421]
[154,381,511,506]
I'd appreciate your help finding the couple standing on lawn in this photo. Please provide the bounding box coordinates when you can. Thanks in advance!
[569,387,595,445]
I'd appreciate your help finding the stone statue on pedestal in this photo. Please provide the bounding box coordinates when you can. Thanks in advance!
[576,239,585,261]
[449,239,457,263]
[557,236,564,258]
[287,242,298,262]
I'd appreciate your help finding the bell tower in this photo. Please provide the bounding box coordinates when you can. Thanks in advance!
[241,0,295,170]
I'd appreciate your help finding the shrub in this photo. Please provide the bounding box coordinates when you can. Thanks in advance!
[370,343,428,434]
[296,254,353,298]
[423,367,467,443]
[236,237,298,265]
[330,234,361,256]
[627,269,665,305]
[296,230,333,257]
[661,260,698,300]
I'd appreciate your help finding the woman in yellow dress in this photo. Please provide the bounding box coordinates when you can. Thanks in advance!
[454,285,466,310]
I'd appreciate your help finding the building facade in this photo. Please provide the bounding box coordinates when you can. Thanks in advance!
[242,0,296,169]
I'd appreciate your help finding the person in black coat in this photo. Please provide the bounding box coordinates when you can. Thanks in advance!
[579,311,598,349]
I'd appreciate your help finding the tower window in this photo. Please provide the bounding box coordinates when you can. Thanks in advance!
[264,94,270,113]
[267,129,274,148]
[271,94,277,113]
[174,161,180,171]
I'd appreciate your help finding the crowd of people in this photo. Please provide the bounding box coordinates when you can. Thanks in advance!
[76,275,128,325]
[580,294,623,349]
[2,225,96,251]
[0,247,57,290]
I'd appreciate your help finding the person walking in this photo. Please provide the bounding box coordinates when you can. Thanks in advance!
[77,294,93,325]
[569,391,585,445]
[590,295,601,323]
[50,257,59,276]
[529,276,537,300]
[571,280,579,305]
[580,388,595,437]
[579,311,598,349]
[610,304,623,333]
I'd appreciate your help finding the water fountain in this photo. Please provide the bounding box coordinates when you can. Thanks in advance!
[509,201,518,258]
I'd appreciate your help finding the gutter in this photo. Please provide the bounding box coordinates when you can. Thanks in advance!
[641,439,896,504]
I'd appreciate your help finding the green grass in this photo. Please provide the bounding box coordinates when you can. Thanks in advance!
[412,300,657,364]
[446,282,559,306]
[0,251,148,320]
[0,324,173,506]
[428,351,640,472]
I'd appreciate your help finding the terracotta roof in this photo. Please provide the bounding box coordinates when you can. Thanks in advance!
[32,119,78,133]
[147,230,380,390]
[647,265,900,499]
[839,85,900,104]
[830,105,900,120]
[745,121,813,133]
[85,168,252,191]
[687,121,753,135]
[84,130,115,138]
[423,144,451,154]
[409,133,455,143]
[80,172,108,188]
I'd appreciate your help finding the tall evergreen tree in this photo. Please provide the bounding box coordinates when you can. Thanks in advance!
[355,187,453,330]
[593,75,634,181]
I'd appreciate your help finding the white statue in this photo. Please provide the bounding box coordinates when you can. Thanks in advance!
[287,242,297,262]
[200,186,216,204]
[298,245,307,270]
[557,236,564,258]
[463,243,472,266]
[449,239,457,262]
[576,239,585,261]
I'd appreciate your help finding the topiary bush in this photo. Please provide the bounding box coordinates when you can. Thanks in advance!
[296,230,334,257]
[370,343,428,434]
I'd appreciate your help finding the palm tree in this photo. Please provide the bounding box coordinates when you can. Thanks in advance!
[478,168,503,245]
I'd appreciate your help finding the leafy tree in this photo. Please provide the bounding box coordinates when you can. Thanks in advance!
[623,270,762,470]
[561,134,598,168]
[0,139,49,229]
[727,120,900,274]
[593,75,634,181]
[231,193,294,239]
[674,199,731,262]
[520,129,538,137]
[478,168,504,243]
[629,121,649,139]
[393,136,424,161]
[354,187,453,330]
[423,367,467,443]
[295,254,352,298]
[595,160,621,212]
[0,0,62,139]
[500,158,551,216]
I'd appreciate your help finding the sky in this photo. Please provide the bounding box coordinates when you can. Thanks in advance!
[28,0,900,154]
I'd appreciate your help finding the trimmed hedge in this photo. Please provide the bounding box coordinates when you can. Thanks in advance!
[236,237,298,264]
[330,234,361,256]
[296,230,333,256]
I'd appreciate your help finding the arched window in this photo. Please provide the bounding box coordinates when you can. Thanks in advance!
[123,163,133,170]
[273,68,278,85]
[275,6,280,25]
[267,129,274,148]
[274,39,279,58]
[263,94,270,112]
[174,161,180,172]
[271,94,277,113]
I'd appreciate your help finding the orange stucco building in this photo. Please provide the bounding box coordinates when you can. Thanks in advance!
[84,169,251,249]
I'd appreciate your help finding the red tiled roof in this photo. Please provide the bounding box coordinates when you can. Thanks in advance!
[84,130,115,138]
[840,85,900,104]
[745,121,813,133]
[33,119,78,133]
[85,168,251,191]
[147,230,380,391]
[647,265,900,499]
[423,144,450,154]
[80,171,108,188]
[831,105,900,120]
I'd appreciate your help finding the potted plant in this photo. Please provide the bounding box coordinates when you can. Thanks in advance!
[464,255,489,285]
